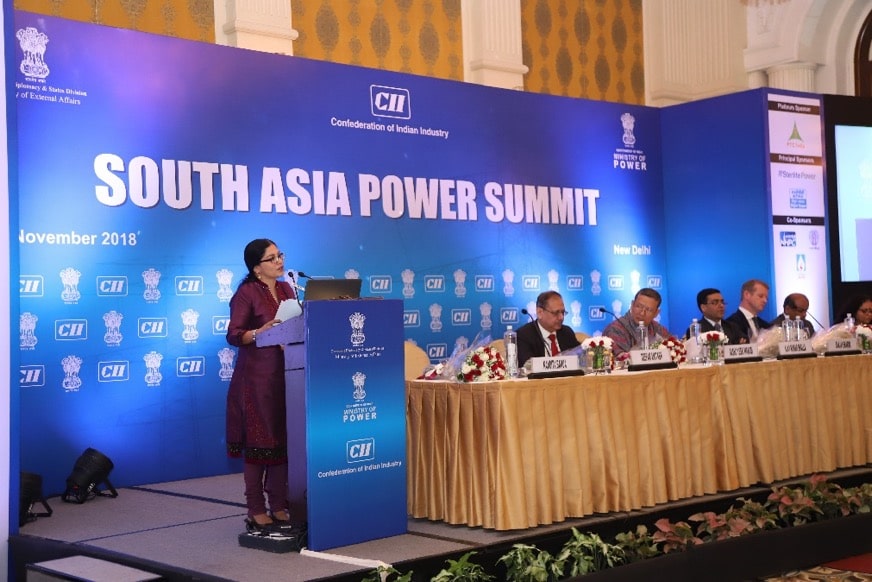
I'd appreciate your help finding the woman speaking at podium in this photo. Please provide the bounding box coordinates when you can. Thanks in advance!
[225,238,296,532]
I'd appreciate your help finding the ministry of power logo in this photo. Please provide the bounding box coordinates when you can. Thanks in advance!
[613,113,647,172]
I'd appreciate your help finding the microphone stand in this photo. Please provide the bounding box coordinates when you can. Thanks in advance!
[806,312,826,332]
[519,309,555,357]
[599,307,639,351]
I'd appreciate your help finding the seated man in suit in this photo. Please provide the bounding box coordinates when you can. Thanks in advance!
[516,291,581,367]
[685,287,743,344]
[770,293,816,339]
[603,287,672,357]
[725,279,770,342]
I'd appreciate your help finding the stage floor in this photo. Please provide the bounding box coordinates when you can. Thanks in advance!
[11,467,872,582]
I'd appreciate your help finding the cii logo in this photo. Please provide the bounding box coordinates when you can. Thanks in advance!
[138,317,168,338]
[780,231,797,247]
[20,275,44,297]
[403,310,421,327]
[427,343,447,360]
[607,275,624,290]
[521,275,540,291]
[98,360,129,382]
[589,306,606,320]
[96,276,128,296]
[369,275,392,294]
[20,365,45,387]
[55,319,87,340]
[212,316,230,335]
[500,308,520,325]
[424,275,445,292]
[474,275,494,292]
[177,356,205,377]
[451,308,472,325]
[567,275,584,290]
[370,85,411,119]
[647,275,662,288]
[347,437,376,463]
[175,276,203,296]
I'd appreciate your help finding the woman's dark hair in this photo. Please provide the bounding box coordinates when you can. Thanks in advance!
[834,293,872,323]
[237,238,276,288]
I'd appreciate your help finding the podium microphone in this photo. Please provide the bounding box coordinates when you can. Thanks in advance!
[599,307,637,344]
[286,270,306,294]
[521,308,535,323]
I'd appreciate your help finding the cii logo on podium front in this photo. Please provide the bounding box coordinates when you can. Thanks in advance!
[370,85,411,119]
[347,437,375,463]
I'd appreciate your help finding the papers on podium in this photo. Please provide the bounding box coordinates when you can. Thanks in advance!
[276,298,302,322]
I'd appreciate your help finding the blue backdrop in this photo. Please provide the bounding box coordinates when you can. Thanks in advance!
[14,11,693,492]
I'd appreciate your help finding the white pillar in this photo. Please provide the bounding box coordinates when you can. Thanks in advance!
[766,62,818,92]
[461,0,528,90]
[214,0,298,55]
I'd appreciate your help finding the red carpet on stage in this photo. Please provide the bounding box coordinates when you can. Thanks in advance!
[825,552,872,574]
[763,553,872,581]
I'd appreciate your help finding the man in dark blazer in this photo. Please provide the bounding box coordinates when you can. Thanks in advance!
[725,279,771,342]
[516,291,581,367]
[686,287,744,345]
[770,293,816,338]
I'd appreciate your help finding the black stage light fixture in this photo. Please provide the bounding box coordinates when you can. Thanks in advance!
[19,471,52,526]
[61,447,118,504]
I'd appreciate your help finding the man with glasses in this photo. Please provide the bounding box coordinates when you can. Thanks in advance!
[687,288,744,344]
[516,290,581,367]
[770,293,815,338]
[603,288,673,357]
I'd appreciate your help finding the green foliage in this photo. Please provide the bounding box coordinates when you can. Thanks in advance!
[557,529,626,576]
[614,525,659,563]
[651,518,703,553]
[360,564,413,582]
[432,551,495,582]
[498,543,562,582]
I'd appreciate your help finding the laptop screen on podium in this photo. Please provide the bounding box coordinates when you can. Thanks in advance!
[303,278,362,301]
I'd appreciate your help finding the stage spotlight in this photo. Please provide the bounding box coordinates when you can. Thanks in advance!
[19,472,52,527]
[61,447,118,504]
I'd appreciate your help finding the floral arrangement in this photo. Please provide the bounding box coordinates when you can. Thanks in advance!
[659,336,687,364]
[457,345,507,383]
[810,323,854,354]
[581,336,615,350]
[857,324,872,351]
[698,330,726,345]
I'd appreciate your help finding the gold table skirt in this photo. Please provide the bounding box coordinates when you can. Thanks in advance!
[406,356,872,530]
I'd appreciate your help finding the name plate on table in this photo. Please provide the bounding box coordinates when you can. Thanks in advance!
[526,355,585,379]
[824,338,861,356]
[723,343,762,364]
[627,348,677,371]
[776,340,816,359]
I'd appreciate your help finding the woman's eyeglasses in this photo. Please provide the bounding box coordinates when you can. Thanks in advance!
[259,252,285,264]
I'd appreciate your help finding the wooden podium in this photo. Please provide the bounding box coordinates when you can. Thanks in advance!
[256,298,406,550]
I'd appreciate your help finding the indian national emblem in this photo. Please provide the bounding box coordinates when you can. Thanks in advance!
[217,347,235,381]
[620,112,636,148]
[590,270,602,296]
[16,27,50,79]
[352,372,367,401]
[20,312,38,350]
[61,355,82,393]
[401,269,416,299]
[571,300,582,328]
[142,268,162,302]
[349,312,366,346]
[429,303,443,332]
[144,351,163,387]
[59,267,81,303]
[630,270,641,294]
[181,308,200,342]
[103,310,123,347]
[479,302,493,331]
[502,269,515,297]
[611,299,623,317]
[455,336,469,353]
[345,268,360,280]
[453,269,467,298]
[216,269,234,302]
[547,269,559,291]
